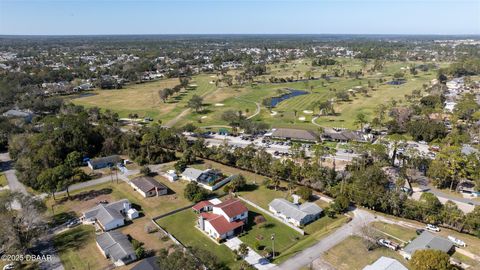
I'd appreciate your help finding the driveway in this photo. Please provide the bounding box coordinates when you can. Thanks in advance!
[225,237,276,270]
[274,209,382,270]
[0,152,27,195]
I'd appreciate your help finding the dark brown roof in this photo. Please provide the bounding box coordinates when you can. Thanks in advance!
[131,176,167,193]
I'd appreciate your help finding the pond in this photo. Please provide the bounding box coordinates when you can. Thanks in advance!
[269,88,309,107]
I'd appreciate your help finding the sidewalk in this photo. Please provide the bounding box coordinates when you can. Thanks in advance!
[225,237,275,270]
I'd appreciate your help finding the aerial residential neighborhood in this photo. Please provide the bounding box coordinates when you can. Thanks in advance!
[0,1,480,270]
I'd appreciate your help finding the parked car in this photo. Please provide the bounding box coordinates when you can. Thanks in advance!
[378,239,399,250]
[416,229,425,235]
[426,224,440,232]
[448,236,466,247]
[67,219,80,228]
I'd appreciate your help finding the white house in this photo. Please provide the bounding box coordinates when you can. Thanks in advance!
[194,198,248,241]
[82,199,139,231]
[269,198,323,227]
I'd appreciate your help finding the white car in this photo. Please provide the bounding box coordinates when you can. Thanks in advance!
[448,236,466,247]
[3,263,14,270]
[426,224,440,232]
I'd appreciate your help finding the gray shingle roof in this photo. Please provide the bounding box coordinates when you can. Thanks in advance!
[363,256,408,270]
[271,128,319,142]
[131,257,160,270]
[96,231,135,262]
[269,198,323,222]
[182,168,204,180]
[404,231,454,255]
[131,176,167,193]
[83,199,129,226]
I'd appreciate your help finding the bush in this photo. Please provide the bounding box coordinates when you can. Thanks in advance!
[296,186,312,201]
[140,166,151,175]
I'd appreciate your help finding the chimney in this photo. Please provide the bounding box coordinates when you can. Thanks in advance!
[199,216,205,231]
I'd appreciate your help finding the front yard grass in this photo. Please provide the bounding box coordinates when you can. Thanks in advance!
[156,209,240,268]
[239,206,304,259]
[53,225,110,269]
[323,236,408,270]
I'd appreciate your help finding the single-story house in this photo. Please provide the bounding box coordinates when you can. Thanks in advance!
[129,176,168,197]
[96,231,137,267]
[87,155,121,170]
[269,198,323,227]
[181,167,204,182]
[268,128,319,142]
[82,199,139,231]
[363,256,408,270]
[2,109,34,122]
[403,231,454,260]
[181,168,232,191]
[131,257,160,270]
[196,198,248,241]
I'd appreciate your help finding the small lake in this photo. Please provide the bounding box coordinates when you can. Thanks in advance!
[270,89,309,107]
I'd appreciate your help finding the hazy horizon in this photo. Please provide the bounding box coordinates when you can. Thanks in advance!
[1,0,479,36]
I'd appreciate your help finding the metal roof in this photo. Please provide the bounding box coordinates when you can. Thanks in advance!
[96,231,135,262]
[363,256,408,270]
[182,167,204,180]
[404,231,454,255]
[269,198,323,222]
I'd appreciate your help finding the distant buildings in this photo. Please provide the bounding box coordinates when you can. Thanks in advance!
[268,198,323,227]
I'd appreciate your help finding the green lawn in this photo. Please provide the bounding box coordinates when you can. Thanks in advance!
[0,173,7,187]
[70,58,449,130]
[239,206,304,259]
[54,225,110,269]
[323,236,409,270]
[156,209,240,268]
[371,222,417,243]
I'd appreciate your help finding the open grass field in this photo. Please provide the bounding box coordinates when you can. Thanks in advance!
[371,221,418,244]
[323,236,409,270]
[53,225,111,270]
[70,58,449,130]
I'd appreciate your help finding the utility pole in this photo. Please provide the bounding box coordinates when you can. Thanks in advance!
[271,233,275,259]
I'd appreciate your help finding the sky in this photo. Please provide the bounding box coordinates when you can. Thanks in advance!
[0,0,479,35]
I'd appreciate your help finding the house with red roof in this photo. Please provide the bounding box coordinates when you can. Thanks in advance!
[193,198,248,241]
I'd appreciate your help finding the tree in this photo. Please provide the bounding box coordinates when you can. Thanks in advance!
[331,194,350,213]
[140,166,151,175]
[355,112,368,131]
[410,250,453,270]
[188,95,204,112]
[297,186,312,201]
[158,88,172,103]
[238,243,249,258]
[229,174,247,192]
[184,182,208,202]
[157,247,201,270]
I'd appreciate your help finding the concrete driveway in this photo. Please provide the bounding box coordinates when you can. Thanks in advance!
[225,237,275,270]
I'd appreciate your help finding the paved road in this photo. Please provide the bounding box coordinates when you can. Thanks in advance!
[424,185,480,206]
[274,209,387,270]
[0,152,27,195]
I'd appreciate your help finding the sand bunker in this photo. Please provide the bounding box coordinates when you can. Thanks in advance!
[214,103,225,107]
[201,116,208,119]
[270,111,278,116]
[303,110,313,114]
[298,116,306,121]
